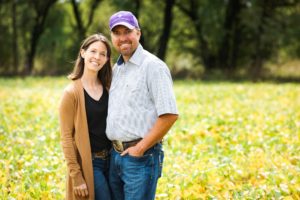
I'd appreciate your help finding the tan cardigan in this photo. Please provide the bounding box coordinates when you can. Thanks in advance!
[59,80,94,200]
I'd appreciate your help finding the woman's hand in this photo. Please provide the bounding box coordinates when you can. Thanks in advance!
[74,183,89,197]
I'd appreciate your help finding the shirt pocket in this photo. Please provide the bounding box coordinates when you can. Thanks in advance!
[126,78,139,93]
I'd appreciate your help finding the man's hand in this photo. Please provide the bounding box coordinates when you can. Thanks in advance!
[121,114,178,157]
[74,183,88,197]
[121,145,144,157]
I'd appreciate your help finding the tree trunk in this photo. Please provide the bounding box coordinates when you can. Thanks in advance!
[157,0,175,61]
[177,0,216,73]
[194,24,215,70]
[70,0,103,41]
[86,0,102,28]
[132,0,145,47]
[218,0,242,77]
[70,0,85,39]
[12,0,18,74]
[24,0,57,75]
[249,1,270,80]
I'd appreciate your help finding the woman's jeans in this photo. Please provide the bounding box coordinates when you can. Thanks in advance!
[92,157,111,200]
[109,143,164,200]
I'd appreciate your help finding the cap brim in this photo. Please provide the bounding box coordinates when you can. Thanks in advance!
[110,22,135,31]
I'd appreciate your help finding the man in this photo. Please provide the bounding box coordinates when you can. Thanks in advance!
[106,10,178,200]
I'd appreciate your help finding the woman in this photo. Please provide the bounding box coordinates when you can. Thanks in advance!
[59,33,112,200]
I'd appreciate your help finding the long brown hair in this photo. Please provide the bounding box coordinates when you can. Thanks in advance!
[68,33,112,89]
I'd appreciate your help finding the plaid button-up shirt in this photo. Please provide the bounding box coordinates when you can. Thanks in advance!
[106,44,178,141]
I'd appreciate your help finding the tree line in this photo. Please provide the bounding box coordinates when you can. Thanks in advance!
[0,0,299,79]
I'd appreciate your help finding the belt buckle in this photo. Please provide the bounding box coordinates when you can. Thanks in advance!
[113,140,124,153]
[93,150,108,160]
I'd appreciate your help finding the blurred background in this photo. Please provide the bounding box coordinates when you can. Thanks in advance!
[1,1,300,198]
[0,0,300,81]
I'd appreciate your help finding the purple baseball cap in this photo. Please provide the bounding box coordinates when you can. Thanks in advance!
[109,11,140,31]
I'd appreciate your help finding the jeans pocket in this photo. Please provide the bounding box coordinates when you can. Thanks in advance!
[158,149,164,178]
[127,153,153,162]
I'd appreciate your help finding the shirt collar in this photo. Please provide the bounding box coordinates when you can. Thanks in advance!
[116,44,144,66]
[116,55,124,65]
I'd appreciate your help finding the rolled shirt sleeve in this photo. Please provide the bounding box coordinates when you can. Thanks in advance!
[147,60,178,116]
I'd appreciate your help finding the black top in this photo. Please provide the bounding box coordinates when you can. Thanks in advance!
[84,88,111,152]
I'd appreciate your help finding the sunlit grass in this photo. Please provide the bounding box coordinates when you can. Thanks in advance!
[0,77,299,199]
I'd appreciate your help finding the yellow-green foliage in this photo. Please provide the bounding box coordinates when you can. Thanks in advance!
[0,78,299,199]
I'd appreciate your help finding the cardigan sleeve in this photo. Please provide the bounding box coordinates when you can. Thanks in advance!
[59,88,86,187]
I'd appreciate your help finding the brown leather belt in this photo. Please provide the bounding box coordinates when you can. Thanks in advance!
[92,149,110,160]
[112,138,142,153]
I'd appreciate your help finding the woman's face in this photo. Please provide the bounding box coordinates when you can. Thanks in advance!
[81,41,108,73]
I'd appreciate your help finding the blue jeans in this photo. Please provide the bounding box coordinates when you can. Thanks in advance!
[109,143,164,200]
[93,157,111,200]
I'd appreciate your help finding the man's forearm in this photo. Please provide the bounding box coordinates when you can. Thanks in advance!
[136,113,178,154]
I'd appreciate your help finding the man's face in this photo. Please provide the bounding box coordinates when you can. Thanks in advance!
[111,25,141,61]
